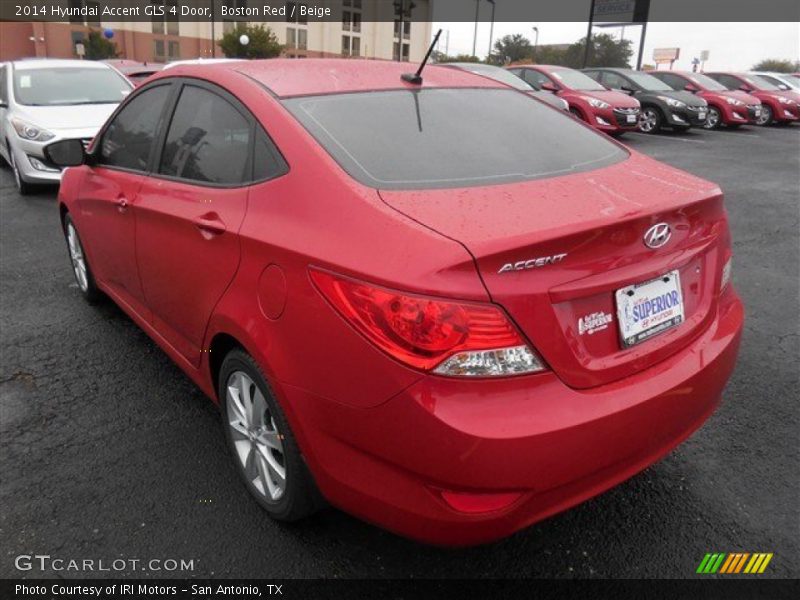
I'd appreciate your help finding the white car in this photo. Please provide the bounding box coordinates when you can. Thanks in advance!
[0,59,132,194]
[749,71,800,91]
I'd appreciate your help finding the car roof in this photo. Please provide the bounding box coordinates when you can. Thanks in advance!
[12,58,112,71]
[160,58,502,98]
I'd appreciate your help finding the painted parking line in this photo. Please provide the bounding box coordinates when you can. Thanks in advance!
[628,132,707,144]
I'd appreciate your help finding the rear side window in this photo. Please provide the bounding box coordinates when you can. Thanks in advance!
[284,88,627,190]
[159,85,251,185]
[100,84,171,171]
[253,127,288,181]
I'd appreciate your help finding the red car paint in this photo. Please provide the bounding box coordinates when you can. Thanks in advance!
[651,71,762,126]
[706,71,799,123]
[57,59,743,546]
[509,64,641,134]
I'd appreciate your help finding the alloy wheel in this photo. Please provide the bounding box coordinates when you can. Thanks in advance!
[639,108,658,133]
[226,370,286,501]
[755,105,772,126]
[704,107,721,129]
[67,223,89,292]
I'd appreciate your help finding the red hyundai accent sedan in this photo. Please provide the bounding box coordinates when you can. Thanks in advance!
[47,60,743,546]
[507,64,641,135]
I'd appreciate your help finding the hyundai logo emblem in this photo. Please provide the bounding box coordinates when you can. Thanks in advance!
[644,223,672,249]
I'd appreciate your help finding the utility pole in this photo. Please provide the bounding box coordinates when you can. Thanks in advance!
[471,0,480,57]
[487,0,496,60]
[582,0,596,68]
[210,0,216,57]
[636,21,648,70]
[532,26,539,62]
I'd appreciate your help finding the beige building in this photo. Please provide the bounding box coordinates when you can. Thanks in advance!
[0,0,432,63]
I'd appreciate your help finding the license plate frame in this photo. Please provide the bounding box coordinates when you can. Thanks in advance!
[615,270,685,348]
[626,114,637,123]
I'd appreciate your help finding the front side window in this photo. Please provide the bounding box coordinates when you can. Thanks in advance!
[12,67,131,106]
[598,71,629,90]
[285,88,627,190]
[99,84,171,171]
[521,69,552,89]
[159,85,251,185]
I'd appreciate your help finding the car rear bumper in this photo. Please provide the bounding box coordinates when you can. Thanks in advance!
[285,288,744,546]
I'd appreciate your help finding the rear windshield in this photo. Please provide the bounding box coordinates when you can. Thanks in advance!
[284,88,627,190]
[13,67,131,106]
[452,64,533,91]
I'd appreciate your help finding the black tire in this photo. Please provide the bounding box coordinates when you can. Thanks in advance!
[219,348,323,521]
[10,150,35,195]
[639,106,663,133]
[703,106,722,129]
[569,106,586,122]
[756,104,773,126]
[63,213,102,304]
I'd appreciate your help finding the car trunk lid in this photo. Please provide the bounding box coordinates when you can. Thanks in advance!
[379,153,729,389]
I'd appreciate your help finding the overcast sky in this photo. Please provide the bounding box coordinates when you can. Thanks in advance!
[431,22,800,71]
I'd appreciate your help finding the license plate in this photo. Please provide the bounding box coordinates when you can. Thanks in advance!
[626,114,637,123]
[615,271,684,347]
[755,108,761,116]
[697,112,706,120]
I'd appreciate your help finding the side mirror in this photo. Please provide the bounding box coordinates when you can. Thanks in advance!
[540,82,558,92]
[684,83,700,93]
[739,84,752,92]
[620,85,636,95]
[777,83,790,91]
[44,138,86,168]
[0,100,8,109]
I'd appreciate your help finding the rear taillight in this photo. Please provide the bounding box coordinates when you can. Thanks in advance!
[310,269,546,377]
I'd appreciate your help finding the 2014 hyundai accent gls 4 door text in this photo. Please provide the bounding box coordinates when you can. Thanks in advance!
[47,60,744,546]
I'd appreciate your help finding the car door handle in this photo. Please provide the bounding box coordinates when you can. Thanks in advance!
[194,214,227,236]
[116,196,129,212]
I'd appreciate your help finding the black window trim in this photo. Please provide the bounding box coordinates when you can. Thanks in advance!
[91,80,179,177]
[149,77,288,189]
[91,76,288,188]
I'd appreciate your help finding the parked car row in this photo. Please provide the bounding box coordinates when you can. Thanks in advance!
[503,64,799,134]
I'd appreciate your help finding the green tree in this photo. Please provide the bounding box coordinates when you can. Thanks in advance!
[435,53,481,64]
[493,34,534,63]
[752,58,799,73]
[562,33,634,68]
[82,29,118,60]
[218,24,282,59]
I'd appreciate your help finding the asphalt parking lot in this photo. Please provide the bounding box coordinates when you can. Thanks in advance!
[0,124,798,579]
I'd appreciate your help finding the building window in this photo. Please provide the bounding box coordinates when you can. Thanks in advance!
[71,30,84,56]
[298,29,307,50]
[154,39,166,61]
[393,42,410,61]
[286,2,308,25]
[395,20,411,40]
[168,41,180,59]
[86,0,100,26]
[68,0,84,24]
[343,0,362,7]
[151,1,165,34]
[342,10,350,31]
[342,35,360,58]
[286,27,296,48]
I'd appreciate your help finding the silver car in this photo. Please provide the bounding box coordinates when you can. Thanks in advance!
[0,59,132,194]
[442,62,570,111]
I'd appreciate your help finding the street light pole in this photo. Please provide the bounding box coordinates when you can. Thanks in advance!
[582,0,596,68]
[532,26,539,62]
[471,0,480,57]
[210,0,216,58]
[487,0,496,60]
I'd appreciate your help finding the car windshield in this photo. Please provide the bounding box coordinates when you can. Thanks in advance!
[453,64,534,91]
[625,71,674,92]
[284,88,627,190]
[688,73,728,91]
[777,74,800,88]
[550,69,606,91]
[13,67,131,106]
[742,74,780,90]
